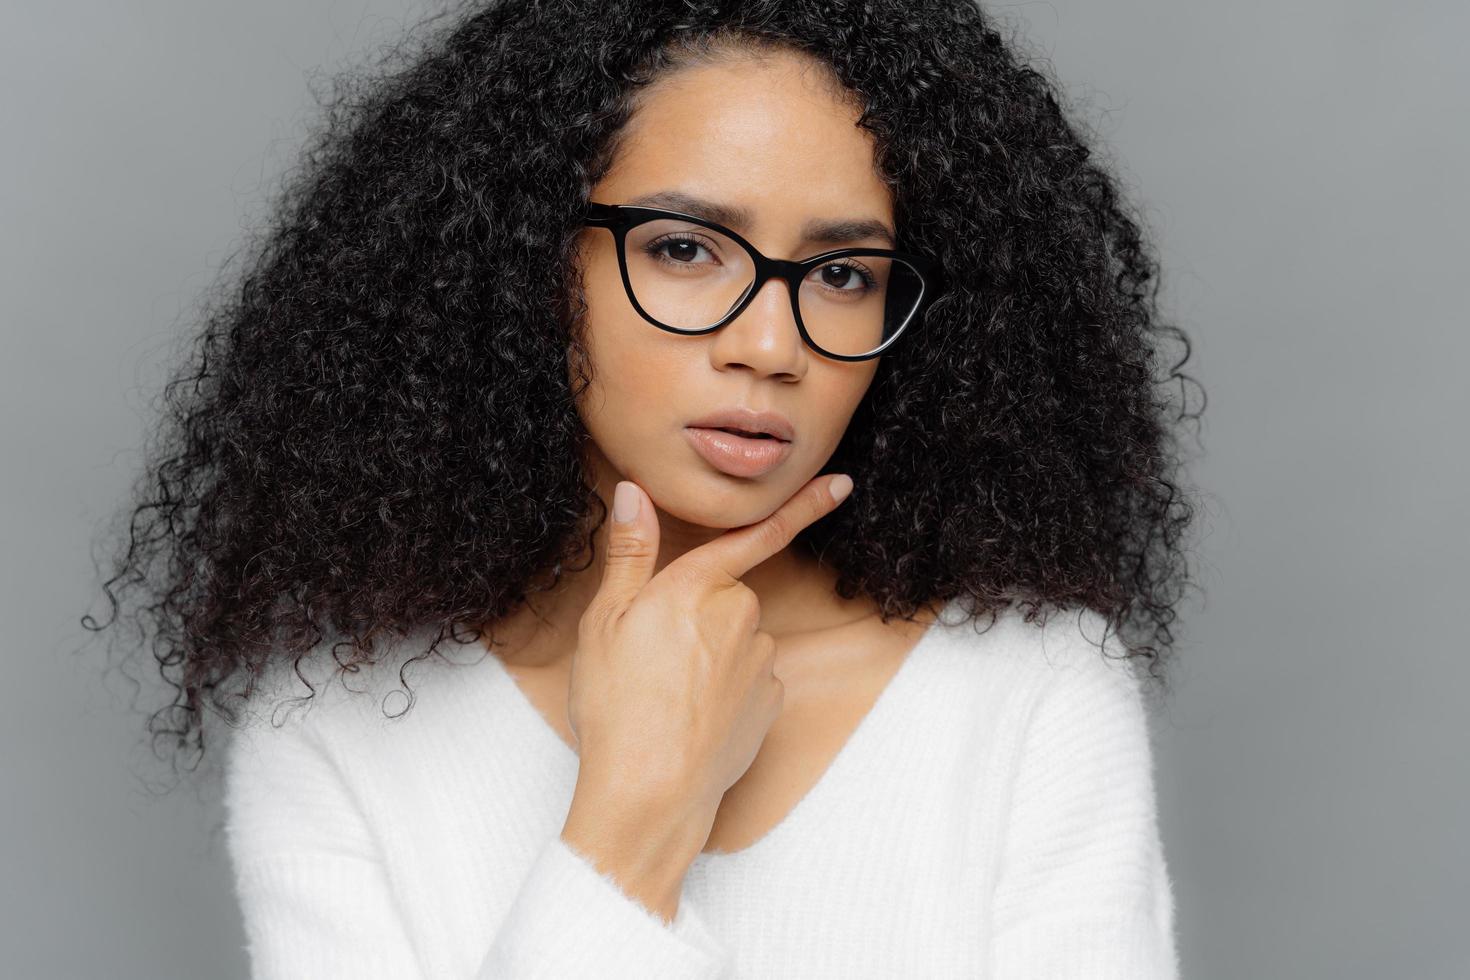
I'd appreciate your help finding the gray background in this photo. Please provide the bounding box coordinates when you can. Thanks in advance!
[3,2,1465,977]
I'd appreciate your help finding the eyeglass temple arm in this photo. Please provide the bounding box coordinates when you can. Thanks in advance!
[583,201,619,226]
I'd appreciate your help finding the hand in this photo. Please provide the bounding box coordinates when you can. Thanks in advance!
[567,473,856,814]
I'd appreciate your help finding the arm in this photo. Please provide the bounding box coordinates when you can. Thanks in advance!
[479,775,732,979]
[222,710,731,980]
[988,640,1180,979]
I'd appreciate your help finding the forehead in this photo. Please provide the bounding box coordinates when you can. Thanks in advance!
[601,49,893,224]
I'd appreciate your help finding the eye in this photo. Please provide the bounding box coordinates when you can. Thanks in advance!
[643,234,719,266]
[812,260,877,291]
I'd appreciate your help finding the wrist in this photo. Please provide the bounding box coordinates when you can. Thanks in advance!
[562,773,716,893]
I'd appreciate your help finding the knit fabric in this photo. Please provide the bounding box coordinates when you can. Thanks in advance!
[222,597,1179,978]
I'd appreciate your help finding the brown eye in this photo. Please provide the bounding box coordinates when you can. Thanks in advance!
[644,234,718,266]
[815,262,876,291]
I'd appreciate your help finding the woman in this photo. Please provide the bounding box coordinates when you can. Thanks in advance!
[87,1,1201,976]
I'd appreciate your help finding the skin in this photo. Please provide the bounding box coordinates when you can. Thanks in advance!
[487,47,943,865]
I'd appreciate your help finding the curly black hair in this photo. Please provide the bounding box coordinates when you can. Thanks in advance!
[83,0,1205,778]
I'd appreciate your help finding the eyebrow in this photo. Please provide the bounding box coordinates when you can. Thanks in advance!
[625,190,897,249]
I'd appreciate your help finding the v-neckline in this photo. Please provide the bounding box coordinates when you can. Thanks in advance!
[483,596,956,866]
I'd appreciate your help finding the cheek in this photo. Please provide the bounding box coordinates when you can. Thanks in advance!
[806,370,877,451]
[576,295,681,440]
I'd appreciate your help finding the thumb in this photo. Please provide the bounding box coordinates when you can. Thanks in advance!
[595,480,661,612]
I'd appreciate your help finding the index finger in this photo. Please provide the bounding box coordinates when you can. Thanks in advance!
[682,474,853,585]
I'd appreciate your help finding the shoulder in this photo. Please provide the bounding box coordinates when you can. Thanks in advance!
[218,622,498,825]
[935,598,1137,678]
[929,598,1148,729]
[222,622,489,745]
[975,605,1154,782]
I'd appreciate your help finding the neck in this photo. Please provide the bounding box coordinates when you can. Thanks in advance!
[484,465,874,668]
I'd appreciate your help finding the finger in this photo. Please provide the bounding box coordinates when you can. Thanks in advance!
[684,473,853,585]
[592,480,662,616]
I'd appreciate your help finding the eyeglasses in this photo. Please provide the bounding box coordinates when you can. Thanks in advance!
[580,201,946,362]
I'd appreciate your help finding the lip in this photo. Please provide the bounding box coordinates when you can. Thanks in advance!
[685,407,795,442]
[683,426,794,478]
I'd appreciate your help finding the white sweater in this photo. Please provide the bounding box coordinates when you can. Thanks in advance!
[222,596,1179,978]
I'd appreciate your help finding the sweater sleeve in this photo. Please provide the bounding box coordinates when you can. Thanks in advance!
[222,707,732,980]
[988,642,1180,979]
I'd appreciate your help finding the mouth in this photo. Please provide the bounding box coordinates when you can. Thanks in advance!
[704,426,784,441]
[684,408,796,443]
[683,426,794,478]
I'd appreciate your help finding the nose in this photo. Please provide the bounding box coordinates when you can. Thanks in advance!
[706,274,806,378]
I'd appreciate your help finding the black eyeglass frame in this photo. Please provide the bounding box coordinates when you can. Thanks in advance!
[581,201,947,362]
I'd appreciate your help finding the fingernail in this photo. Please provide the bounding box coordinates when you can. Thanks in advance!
[613,481,640,523]
[829,474,854,503]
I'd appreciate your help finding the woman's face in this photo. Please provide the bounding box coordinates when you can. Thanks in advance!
[572,47,894,539]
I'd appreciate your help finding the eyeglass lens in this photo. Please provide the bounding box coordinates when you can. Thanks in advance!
[623,218,925,358]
